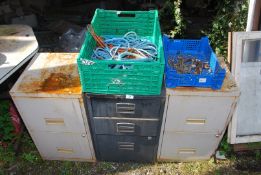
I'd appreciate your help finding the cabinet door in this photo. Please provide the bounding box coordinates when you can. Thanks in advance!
[165,95,234,133]
[13,97,86,133]
[159,131,220,161]
[30,131,94,161]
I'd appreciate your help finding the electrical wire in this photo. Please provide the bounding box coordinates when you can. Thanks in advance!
[90,31,158,62]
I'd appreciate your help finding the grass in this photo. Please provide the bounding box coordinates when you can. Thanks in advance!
[0,132,261,175]
[1,156,260,175]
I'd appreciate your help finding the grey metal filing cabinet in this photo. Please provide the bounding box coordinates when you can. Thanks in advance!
[84,88,166,162]
[157,69,240,161]
[10,53,95,161]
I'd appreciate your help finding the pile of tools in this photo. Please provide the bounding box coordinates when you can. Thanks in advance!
[168,55,211,75]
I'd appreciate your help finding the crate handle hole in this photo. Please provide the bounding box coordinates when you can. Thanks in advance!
[117,13,136,18]
[108,64,133,70]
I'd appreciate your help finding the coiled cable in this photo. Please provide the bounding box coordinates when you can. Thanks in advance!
[91,31,158,61]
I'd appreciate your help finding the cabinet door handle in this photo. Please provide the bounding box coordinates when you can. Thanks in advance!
[178,148,196,154]
[118,142,134,151]
[116,123,135,133]
[45,118,65,125]
[116,103,135,114]
[186,119,206,125]
[57,147,74,154]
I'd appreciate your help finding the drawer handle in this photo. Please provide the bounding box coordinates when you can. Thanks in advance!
[116,123,135,133]
[116,103,135,114]
[57,147,74,154]
[118,142,134,151]
[45,118,65,125]
[178,148,196,154]
[186,119,206,125]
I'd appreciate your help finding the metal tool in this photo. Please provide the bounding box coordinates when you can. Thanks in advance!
[168,54,211,75]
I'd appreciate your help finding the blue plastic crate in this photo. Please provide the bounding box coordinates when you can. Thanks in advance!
[163,35,226,90]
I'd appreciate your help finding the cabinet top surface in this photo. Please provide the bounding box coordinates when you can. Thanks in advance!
[167,58,240,96]
[10,52,82,96]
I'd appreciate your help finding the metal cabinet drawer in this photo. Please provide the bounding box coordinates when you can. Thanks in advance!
[159,131,221,161]
[93,117,160,136]
[13,97,86,133]
[30,131,94,161]
[96,135,158,162]
[84,92,165,119]
[165,96,235,133]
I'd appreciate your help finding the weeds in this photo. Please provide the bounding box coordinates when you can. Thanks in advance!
[204,0,248,59]
[219,135,233,157]
[21,152,39,164]
[159,0,186,38]
[0,101,15,144]
[0,146,15,168]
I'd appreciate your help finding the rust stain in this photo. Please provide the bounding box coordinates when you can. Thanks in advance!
[17,53,82,95]
[0,25,29,36]
[40,73,81,94]
[44,53,77,66]
[0,27,18,36]
[78,98,85,106]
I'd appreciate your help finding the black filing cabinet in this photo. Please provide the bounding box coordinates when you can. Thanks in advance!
[83,87,165,162]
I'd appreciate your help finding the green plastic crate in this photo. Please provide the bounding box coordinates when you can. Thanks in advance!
[77,9,165,95]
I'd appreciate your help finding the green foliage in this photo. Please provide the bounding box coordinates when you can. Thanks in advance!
[21,131,36,150]
[0,101,17,171]
[159,0,186,38]
[247,142,261,149]
[19,132,41,164]
[204,0,248,58]
[245,142,261,160]
[219,135,233,157]
[171,0,186,37]
[0,101,15,144]
[0,146,15,168]
[21,152,39,164]
[96,162,116,173]
[255,150,261,160]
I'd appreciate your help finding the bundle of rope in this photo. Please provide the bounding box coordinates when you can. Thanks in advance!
[87,25,158,62]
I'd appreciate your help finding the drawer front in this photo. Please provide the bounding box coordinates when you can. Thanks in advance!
[30,131,94,161]
[159,131,220,161]
[96,135,158,162]
[93,117,160,136]
[89,97,164,118]
[13,97,86,133]
[165,96,235,133]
